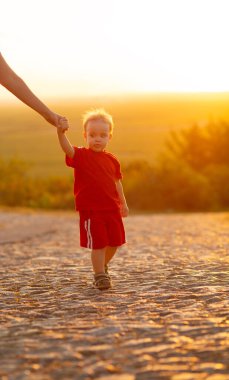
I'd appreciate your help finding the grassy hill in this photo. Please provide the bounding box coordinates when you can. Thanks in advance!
[1,93,229,177]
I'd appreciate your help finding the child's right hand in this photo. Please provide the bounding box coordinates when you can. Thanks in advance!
[57,117,70,133]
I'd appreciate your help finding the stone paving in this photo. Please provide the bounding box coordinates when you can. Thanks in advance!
[0,209,229,380]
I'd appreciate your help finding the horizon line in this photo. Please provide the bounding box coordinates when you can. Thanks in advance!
[1,90,229,105]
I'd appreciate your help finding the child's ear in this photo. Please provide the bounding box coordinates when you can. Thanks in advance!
[109,133,112,140]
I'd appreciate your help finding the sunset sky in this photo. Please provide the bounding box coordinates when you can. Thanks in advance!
[1,0,229,100]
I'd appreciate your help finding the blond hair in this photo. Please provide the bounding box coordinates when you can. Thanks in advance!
[82,108,114,135]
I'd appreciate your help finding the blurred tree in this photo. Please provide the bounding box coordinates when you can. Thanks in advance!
[164,121,229,171]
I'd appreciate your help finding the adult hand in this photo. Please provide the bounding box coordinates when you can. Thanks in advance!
[43,111,67,128]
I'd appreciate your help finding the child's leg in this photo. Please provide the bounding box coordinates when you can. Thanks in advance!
[105,246,118,266]
[91,248,106,274]
[91,248,112,290]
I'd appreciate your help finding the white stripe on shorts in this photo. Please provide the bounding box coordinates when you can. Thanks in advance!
[84,218,93,249]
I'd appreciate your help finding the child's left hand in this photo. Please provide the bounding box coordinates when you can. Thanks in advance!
[121,204,129,217]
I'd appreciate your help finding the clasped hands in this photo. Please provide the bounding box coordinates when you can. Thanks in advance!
[57,117,70,133]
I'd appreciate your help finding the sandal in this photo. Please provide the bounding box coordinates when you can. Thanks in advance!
[94,273,111,290]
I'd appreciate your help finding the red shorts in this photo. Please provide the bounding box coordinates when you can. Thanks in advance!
[79,210,126,249]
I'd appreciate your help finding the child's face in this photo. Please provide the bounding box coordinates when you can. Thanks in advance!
[84,120,112,152]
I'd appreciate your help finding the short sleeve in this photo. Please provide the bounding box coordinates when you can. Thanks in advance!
[114,159,123,180]
[65,146,81,168]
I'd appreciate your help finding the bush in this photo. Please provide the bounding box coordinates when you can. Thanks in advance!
[0,157,73,209]
[203,164,229,209]
[153,158,214,211]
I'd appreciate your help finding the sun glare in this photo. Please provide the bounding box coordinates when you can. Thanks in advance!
[1,0,229,99]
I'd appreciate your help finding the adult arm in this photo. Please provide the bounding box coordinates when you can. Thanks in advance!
[0,53,63,127]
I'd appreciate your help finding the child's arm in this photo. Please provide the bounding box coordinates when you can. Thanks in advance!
[57,119,75,158]
[115,180,129,217]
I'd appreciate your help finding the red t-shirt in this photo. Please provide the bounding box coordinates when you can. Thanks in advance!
[66,147,122,211]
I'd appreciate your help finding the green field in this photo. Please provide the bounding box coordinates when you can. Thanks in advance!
[1,93,229,177]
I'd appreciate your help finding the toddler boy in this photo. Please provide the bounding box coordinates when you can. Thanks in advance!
[57,109,129,290]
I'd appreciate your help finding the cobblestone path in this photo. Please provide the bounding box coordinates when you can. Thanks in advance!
[0,210,229,380]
